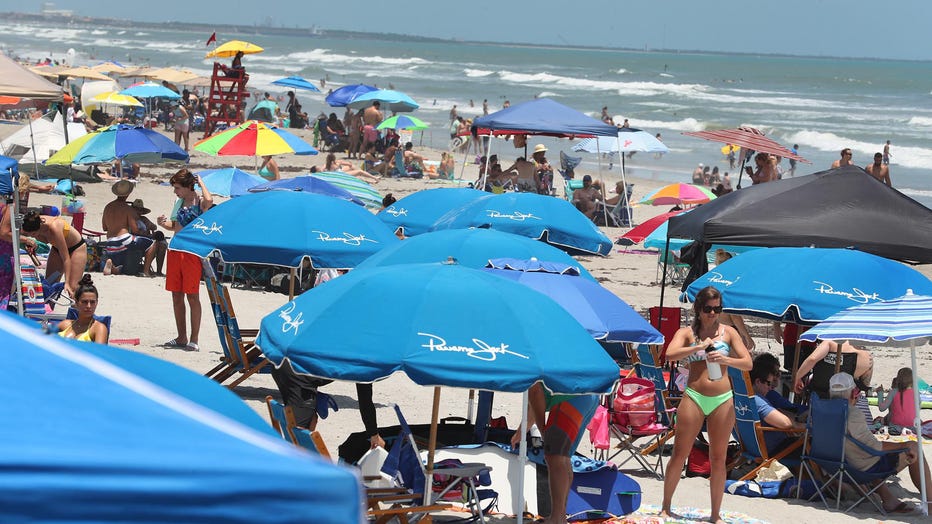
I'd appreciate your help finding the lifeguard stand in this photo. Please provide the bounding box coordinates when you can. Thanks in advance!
[203,62,250,138]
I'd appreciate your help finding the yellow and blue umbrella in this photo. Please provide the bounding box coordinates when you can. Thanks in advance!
[90,91,143,107]
[194,120,317,157]
[46,124,188,165]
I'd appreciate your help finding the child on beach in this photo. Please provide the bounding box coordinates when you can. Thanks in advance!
[877,367,918,431]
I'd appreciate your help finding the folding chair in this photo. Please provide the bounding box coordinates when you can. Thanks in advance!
[602,375,672,479]
[382,405,495,523]
[655,249,689,284]
[202,260,270,388]
[648,307,682,354]
[728,367,806,481]
[564,178,584,201]
[265,395,297,444]
[631,344,679,458]
[293,427,333,460]
[797,394,907,515]
[559,150,582,181]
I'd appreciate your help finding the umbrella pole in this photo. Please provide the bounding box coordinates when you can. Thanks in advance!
[910,340,928,516]
[516,389,529,524]
[288,267,296,300]
[425,386,441,506]
[595,141,609,226]
[734,155,750,190]
[618,136,630,227]
[466,389,475,423]
[834,341,844,374]
[657,236,671,347]
[789,339,802,403]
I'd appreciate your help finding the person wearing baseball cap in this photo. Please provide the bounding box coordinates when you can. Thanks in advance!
[830,372,931,515]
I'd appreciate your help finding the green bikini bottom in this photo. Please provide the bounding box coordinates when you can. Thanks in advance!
[684,387,734,416]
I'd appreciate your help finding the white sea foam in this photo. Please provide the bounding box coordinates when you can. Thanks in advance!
[464,68,494,77]
[616,68,627,74]
[253,48,428,68]
[786,129,932,170]
[496,70,706,98]
[628,117,706,132]
[91,30,107,36]
[537,91,560,98]
[908,116,932,127]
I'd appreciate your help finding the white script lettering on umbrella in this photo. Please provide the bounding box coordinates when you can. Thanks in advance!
[384,207,408,217]
[813,281,880,304]
[486,210,540,221]
[708,272,739,287]
[418,332,530,362]
[279,302,304,334]
[312,231,379,246]
[191,218,223,236]
[734,402,751,417]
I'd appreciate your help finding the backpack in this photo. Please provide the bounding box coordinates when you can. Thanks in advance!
[686,435,711,478]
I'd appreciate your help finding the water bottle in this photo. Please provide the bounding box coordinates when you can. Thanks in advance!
[706,356,723,381]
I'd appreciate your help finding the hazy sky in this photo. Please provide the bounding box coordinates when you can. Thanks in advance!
[6,0,932,60]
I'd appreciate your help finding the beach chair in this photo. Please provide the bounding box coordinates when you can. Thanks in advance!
[202,260,270,388]
[391,149,424,179]
[728,367,806,481]
[602,375,673,479]
[559,150,582,180]
[631,344,679,458]
[292,427,333,460]
[379,405,494,523]
[265,395,297,444]
[564,178,584,201]
[655,249,689,285]
[797,395,907,515]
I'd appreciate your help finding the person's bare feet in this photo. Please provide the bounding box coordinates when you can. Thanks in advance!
[103,259,113,276]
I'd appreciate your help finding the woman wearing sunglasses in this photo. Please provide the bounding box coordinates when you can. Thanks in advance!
[661,286,752,524]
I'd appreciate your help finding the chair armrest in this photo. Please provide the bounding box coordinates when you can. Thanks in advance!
[846,434,909,457]
[760,427,806,435]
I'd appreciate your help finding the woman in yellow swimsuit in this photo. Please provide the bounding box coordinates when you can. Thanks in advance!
[57,274,108,344]
[661,286,751,524]
[21,210,87,298]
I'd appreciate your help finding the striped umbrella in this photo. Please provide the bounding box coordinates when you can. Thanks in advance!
[311,171,382,209]
[377,115,429,131]
[638,183,716,206]
[193,120,317,157]
[799,290,932,516]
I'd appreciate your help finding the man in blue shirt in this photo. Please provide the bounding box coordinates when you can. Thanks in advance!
[751,356,805,459]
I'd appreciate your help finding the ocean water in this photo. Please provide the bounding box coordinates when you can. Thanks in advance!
[2,19,931,206]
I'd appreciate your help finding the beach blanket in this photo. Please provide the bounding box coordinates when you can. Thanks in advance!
[607,504,768,524]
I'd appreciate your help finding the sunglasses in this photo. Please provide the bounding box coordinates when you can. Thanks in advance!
[701,305,723,314]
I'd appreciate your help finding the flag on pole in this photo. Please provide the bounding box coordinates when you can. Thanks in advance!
[206,32,217,46]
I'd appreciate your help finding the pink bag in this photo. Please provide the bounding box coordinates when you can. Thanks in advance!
[587,404,610,450]
[612,377,657,429]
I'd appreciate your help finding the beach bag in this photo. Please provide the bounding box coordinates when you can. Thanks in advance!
[612,377,656,428]
[586,404,611,450]
[686,435,711,478]
[19,265,45,316]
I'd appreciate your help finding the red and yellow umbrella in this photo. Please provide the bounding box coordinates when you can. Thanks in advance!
[193,120,317,157]
[638,183,717,206]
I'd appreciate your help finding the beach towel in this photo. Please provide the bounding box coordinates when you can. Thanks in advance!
[610,504,768,524]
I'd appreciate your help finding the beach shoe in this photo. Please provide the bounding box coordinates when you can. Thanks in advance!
[160,338,186,348]
[184,342,200,352]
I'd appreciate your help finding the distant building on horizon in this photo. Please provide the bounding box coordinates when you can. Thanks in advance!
[41,2,73,18]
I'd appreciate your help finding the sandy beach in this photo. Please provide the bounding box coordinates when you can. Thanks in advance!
[21,125,932,524]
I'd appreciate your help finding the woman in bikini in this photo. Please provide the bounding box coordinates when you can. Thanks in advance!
[57,274,108,344]
[21,210,87,298]
[258,155,281,181]
[661,286,751,524]
[324,152,380,184]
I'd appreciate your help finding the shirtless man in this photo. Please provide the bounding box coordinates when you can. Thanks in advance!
[101,180,154,276]
[572,175,603,221]
[746,152,776,185]
[831,148,853,168]
[503,156,535,191]
[883,140,892,165]
[865,152,892,187]
[362,101,383,127]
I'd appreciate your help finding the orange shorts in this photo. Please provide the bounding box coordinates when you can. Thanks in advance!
[165,250,202,294]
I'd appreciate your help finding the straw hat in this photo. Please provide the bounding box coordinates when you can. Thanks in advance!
[533,144,548,154]
[111,180,134,197]
[130,199,150,215]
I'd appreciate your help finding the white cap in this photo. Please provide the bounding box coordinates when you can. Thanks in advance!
[829,372,856,398]
[698,163,704,167]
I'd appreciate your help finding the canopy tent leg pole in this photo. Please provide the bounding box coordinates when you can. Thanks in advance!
[288,267,296,301]
[28,116,40,183]
[424,386,441,506]
[478,134,493,191]
[789,339,802,403]
[617,136,630,227]
[594,141,609,227]
[516,389,529,524]
[9,169,24,316]
[657,236,671,350]
[910,340,928,516]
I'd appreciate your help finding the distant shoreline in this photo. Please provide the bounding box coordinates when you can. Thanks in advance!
[2,11,926,64]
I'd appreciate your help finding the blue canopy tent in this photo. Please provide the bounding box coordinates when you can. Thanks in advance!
[0,312,363,522]
[469,98,621,205]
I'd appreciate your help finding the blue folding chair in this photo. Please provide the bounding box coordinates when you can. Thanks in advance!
[264,395,296,444]
[797,394,907,515]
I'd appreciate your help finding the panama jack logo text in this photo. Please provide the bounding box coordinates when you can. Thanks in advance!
[486,210,540,221]
[312,231,379,246]
[418,332,529,362]
[191,218,223,236]
[279,302,304,334]
[707,272,738,287]
[813,281,880,304]
[384,207,408,217]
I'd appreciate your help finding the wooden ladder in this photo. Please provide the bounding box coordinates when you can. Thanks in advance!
[203,62,250,138]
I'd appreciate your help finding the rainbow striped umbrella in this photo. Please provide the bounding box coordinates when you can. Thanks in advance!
[311,171,381,209]
[638,183,716,206]
[193,120,317,157]
[377,115,429,131]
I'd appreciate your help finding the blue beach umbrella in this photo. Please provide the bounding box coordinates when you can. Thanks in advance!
[683,247,932,324]
[271,75,321,92]
[346,89,419,113]
[483,257,664,344]
[169,191,398,269]
[257,262,618,394]
[197,167,267,197]
[377,187,488,237]
[0,312,362,522]
[431,191,614,256]
[120,81,182,99]
[249,174,365,206]
[325,84,377,107]
[355,228,596,281]
[46,124,189,165]
[799,290,932,516]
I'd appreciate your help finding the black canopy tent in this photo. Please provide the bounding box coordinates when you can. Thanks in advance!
[657,165,932,333]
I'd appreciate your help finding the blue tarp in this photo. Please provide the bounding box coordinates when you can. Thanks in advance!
[0,154,17,194]
[471,98,619,138]
[0,312,363,523]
